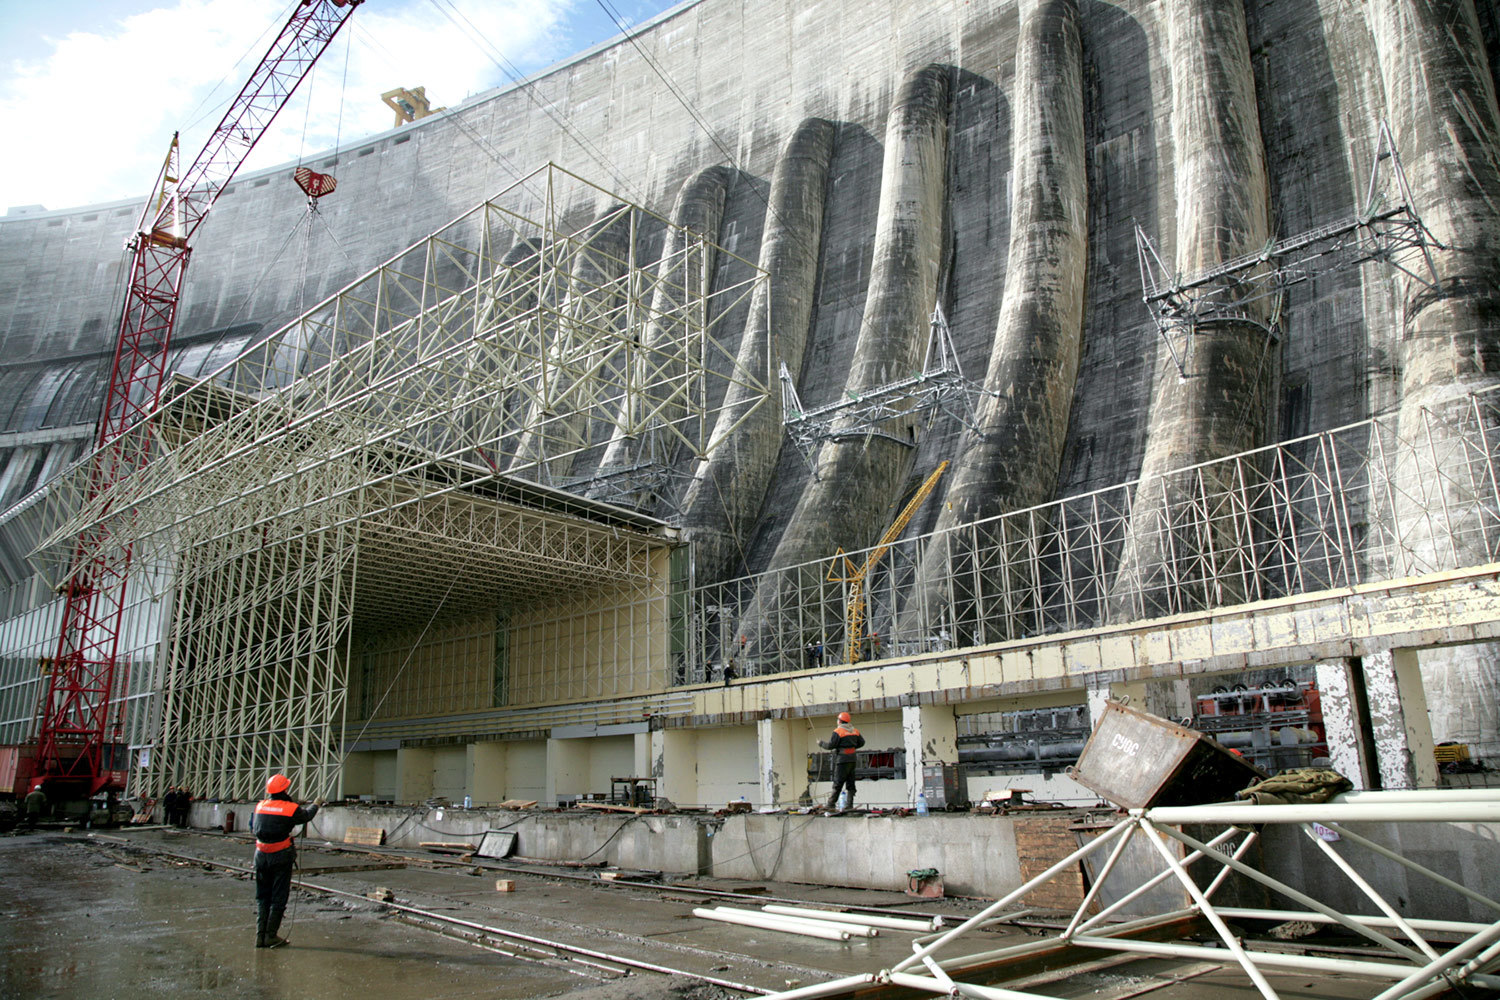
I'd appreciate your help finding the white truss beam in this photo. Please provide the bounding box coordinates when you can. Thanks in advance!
[20,164,764,800]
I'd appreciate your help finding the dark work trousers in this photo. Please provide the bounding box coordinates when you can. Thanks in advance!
[254,848,295,942]
[827,757,857,809]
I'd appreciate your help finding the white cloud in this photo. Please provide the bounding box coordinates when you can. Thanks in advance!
[1,0,576,213]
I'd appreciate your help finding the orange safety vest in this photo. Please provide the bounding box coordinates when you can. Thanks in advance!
[834,724,861,755]
[254,798,298,852]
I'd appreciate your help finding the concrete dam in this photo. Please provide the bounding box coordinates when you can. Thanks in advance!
[2,0,1500,785]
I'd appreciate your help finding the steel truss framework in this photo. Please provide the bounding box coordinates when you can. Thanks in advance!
[26,164,767,800]
[764,790,1500,1000]
[698,385,1500,693]
[1136,120,1442,378]
[780,303,990,468]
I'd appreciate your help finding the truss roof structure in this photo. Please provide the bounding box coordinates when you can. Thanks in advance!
[19,163,767,800]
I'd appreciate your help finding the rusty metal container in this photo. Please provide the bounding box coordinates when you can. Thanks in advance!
[1070,701,1267,809]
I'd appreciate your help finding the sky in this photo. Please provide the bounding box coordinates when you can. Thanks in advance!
[0,0,683,214]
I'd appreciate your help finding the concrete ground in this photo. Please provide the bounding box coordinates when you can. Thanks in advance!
[0,826,1482,1000]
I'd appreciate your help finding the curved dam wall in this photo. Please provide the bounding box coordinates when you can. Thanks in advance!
[906,0,1087,641]
[1369,0,1500,752]
[2,1,1499,736]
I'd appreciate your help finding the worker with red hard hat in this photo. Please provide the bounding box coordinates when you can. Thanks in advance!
[818,711,865,812]
[252,772,321,948]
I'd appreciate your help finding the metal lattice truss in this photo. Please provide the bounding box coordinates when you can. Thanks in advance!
[696,385,1500,680]
[25,163,767,799]
[767,791,1500,1000]
[781,303,990,468]
[1137,120,1443,378]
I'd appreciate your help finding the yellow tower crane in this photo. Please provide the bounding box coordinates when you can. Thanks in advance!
[829,460,949,664]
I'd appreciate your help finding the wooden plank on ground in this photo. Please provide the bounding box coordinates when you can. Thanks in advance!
[420,841,476,854]
[344,826,386,846]
[498,799,538,809]
[577,801,650,815]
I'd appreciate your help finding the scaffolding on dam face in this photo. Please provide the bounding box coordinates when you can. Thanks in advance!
[710,386,1500,710]
[17,163,770,801]
[1134,119,1443,379]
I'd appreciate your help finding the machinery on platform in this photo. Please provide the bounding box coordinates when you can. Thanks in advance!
[829,461,949,664]
[1191,678,1327,773]
[21,0,361,808]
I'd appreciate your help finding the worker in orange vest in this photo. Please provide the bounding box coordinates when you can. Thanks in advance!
[252,773,321,948]
[818,711,865,811]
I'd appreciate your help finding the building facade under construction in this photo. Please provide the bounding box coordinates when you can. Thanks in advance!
[0,0,1498,813]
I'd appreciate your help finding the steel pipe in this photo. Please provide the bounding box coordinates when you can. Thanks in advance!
[693,907,853,941]
[1142,800,1500,825]
[713,905,877,937]
[755,974,878,1000]
[1156,822,1425,961]
[885,969,1067,1000]
[1214,908,1491,935]
[1070,934,1422,979]
[762,905,934,932]
[1322,820,1500,917]
[1368,919,1500,1000]
[1300,822,1440,962]
[891,814,1133,972]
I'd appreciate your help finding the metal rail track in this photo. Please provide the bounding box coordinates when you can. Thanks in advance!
[92,835,773,994]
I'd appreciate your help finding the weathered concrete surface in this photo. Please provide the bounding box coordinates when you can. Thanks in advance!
[1369,0,1500,754]
[1109,0,1276,619]
[240,803,1500,920]
[0,833,547,999]
[693,563,1500,729]
[681,119,837,584]
[909,0,1088,634]
[3,0,1500,775]
[740,64,951,665]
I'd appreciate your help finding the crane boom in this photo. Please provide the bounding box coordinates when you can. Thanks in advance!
[33,0,362,799]
[831,461,949,664]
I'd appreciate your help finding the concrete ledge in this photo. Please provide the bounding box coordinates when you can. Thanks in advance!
[185,801,1500,919]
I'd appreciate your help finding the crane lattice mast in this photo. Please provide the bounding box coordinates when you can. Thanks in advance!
[34,0,362,797]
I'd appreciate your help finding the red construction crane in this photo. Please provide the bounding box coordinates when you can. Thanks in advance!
[31,0,362,801]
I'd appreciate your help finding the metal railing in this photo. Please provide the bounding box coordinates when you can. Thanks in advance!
[684,387,1500,676]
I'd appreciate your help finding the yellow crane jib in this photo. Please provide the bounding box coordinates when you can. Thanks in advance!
[827,460,949,664]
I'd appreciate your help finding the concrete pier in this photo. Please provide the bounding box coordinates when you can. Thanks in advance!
[741,65,951,668]
[680,120,837,584]
[908,0,1087,640]
[1369,0,1500,756]
[1109,0,1276,620]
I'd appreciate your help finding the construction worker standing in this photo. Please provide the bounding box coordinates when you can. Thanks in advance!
[21,781,46,831]
[818,711,864,811]
[252,773,320,948]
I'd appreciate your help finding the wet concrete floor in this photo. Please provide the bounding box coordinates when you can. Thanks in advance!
[0,826,1466,1000]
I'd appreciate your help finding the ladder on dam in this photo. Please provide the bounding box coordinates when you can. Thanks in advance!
[780,303,991,470]
[1135,119,1443,379]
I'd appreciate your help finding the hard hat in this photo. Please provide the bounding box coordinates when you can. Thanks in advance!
[266,773,291,795]
[838,712,851,723]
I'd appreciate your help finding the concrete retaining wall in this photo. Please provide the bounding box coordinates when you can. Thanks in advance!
[191,801,1500,921]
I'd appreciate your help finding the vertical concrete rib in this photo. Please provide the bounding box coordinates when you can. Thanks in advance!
[1368,0,1500,753]
[742,65,950,666]
[681,120,837,584]
[474,238,544,472]
[592,167,731,507]
[908,0,1087,640]
[505,207,633,483]
[1108,0,1275,620]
